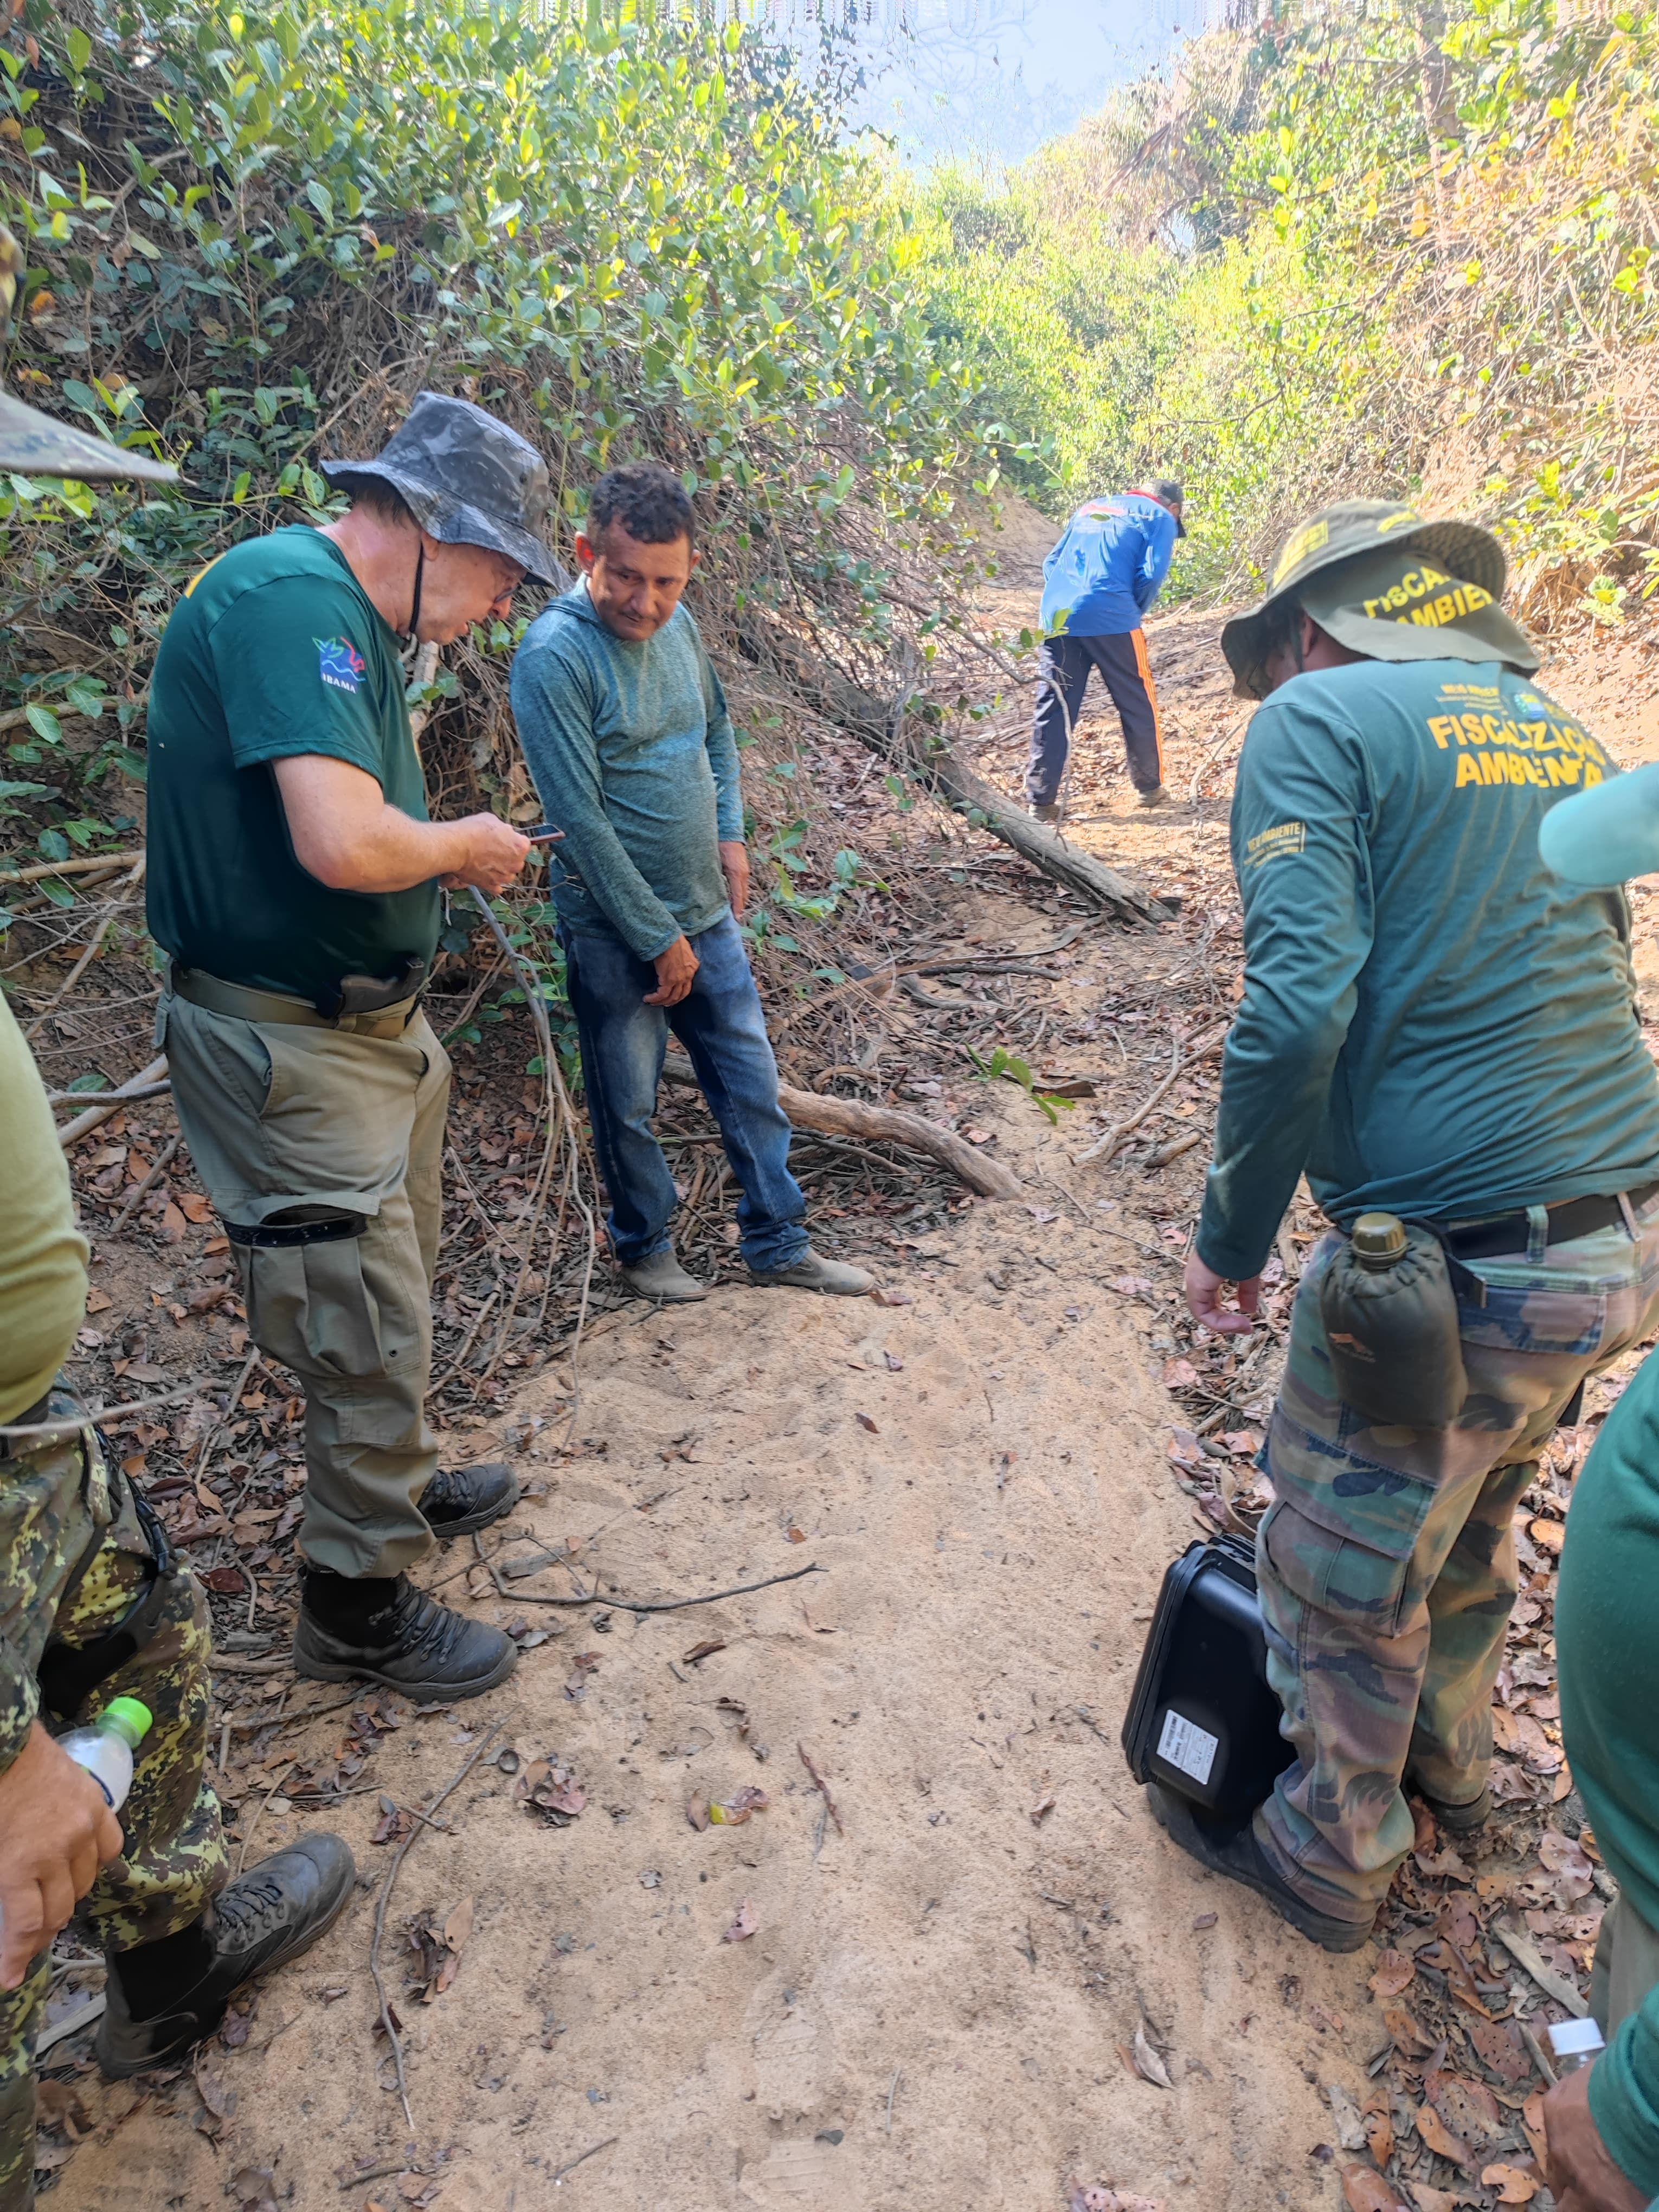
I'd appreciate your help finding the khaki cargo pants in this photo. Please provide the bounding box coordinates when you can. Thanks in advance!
[159,987,449,1579]
[1256,1200,1659,1923]
[0,1399,225,2210]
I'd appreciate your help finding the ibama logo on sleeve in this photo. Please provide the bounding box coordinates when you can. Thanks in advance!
[316,635,366,694]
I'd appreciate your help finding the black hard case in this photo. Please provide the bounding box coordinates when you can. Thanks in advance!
[1121,1532,1293,1827]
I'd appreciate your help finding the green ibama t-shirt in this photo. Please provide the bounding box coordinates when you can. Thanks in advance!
[1197,656,1659,1281]
[146,526,438,1006]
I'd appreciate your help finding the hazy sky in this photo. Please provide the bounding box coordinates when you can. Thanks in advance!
[757,0,1201,166]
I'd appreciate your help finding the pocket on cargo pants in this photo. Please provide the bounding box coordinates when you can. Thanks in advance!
[235,1224,409,1382]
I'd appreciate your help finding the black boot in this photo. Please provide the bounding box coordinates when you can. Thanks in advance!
[97,1834,356,2079]
[417,1460,519,1539]
[294,1568,518,1702]
[1147,1782,1377,1954]
[1405,1771,1493,1834]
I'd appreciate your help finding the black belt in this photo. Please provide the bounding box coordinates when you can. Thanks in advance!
[1443,1180,1659,1263]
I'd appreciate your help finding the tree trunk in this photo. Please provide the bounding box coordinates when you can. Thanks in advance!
[661,1053,1023,1200]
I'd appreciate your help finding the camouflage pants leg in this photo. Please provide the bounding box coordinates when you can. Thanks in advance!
[0,1401,226,2210]
[1255,1205,1659,1919]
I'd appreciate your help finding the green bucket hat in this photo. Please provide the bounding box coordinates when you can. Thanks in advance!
[1221,498,1536,700]
[0,227,176,484]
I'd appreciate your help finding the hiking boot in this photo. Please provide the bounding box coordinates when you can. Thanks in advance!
[621,1249,708,1303]
[1406,1776,1493,1835]
[418,1461,519,1540]
[97,1834,356,2078]
[1137,783,1172,809]
[1147,1782,1377,1953]
[1028,800,1064,824]
[747,1249,875,1296]
[295,1571,518,1702]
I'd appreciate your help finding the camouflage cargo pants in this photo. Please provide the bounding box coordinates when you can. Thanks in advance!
[1256,1200,1659,1922]
[0,1396,226,2211]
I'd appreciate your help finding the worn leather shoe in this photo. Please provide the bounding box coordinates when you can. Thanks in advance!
[98,1834,356,2078]
[1137,783,1172,809]
[1147,1782,1377,1953]
[418,1461,519,1539]
[1028,800,1064,824]
[294,1575,518,1702]
[621,1249,708,1302]
[748,1249,875,1296]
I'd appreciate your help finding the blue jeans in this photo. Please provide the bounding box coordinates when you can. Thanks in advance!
[562,912,809,1273]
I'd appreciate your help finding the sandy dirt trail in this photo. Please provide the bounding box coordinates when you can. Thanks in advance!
[50,538,1384,2212]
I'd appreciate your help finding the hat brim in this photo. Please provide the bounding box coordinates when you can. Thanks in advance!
[0,391,177,484]
[1221,518,1513,700]
[319,458,560,587]
[1539,761,1659,888]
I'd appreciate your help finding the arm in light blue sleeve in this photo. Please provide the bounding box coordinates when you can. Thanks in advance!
[509,636,683,962]
[1195,692,1375,1281]
[1592,2000,1659,2201]
[1131,509,1178,613]
[693,628,744,843]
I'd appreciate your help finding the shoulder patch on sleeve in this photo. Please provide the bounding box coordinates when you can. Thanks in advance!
[1244,819,1307,869]
[315,635,367,695]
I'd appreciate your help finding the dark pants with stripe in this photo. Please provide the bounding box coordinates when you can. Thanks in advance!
[1026,628,1164,805]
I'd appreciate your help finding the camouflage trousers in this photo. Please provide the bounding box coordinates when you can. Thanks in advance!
[1255,1201,1659,1921]
[0,1396,226,2210]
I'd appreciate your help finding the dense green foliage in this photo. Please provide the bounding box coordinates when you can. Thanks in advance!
[0,0,1001,874]
[917,0,1659,623]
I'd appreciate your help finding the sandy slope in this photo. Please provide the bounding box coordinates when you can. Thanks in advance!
[52,523,1396,2212]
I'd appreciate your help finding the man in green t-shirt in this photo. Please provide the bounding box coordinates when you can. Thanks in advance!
[1141,500,1659,1956]
[0,303,353,2205]
[1528,768,1659,2212]
[148,392,552,1703]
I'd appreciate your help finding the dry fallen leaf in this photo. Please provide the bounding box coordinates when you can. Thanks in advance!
[443,1895,474,1954]
[178,1191,215,1223]
[1382,2002,1435,2053]
[1131,2017,1173,2090]
[1030,1791,1057,1826]
[1465,2013,1531,2086]
[1414,2102,1473,2169]
[515,1756,587,1823]
[855,1412,879,1433]
[1520,2091,1549,2170]
[1369,1948,1416,1998]
[1108,1275,1156,1297]
[682,1638,726,1667]
[1404,2188,1459,2212]
[1431,2072,1501,2155]
[1162,1357,1200,1390]
[1528,1516,1566,1555]
[1481,2165,1539,2204]
[710,1787,770,1827]
[722,1899,758,1944]
[1340,2164,1406,2212]
[1326,2082,1367,2152]
[1362,2088,1393,2166]
[686,1792,711,1832]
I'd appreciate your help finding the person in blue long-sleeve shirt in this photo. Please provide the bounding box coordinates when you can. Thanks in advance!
[1027,478,1185,818]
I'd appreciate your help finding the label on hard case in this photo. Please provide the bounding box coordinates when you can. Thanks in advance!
[1156,1706,1219,1785]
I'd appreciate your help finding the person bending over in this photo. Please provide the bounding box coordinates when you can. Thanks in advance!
[1026,478,1185,820]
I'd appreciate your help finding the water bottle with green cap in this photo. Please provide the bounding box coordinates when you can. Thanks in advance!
[56,1696,152,1810]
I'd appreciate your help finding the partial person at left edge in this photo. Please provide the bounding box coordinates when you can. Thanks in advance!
[145,390,549,1705]
[0,228,352,2210]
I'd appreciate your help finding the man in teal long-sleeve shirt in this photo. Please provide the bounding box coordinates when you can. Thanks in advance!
[1144,500,1659,1956]
[1526,762,1659,2212]
[510,464,872,1303]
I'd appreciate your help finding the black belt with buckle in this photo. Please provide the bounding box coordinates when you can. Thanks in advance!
[1443,1179,1659,1263]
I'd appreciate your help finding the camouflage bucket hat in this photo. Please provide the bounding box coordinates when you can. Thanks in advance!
[0,227,176,483]
[319,390,556,586]
[1221,499,1531,700]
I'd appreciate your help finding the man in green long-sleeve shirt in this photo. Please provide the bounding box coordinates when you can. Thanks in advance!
[510,463,872,1302]
[1527,763,1659,2212]
[1146,500,1659,1955]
